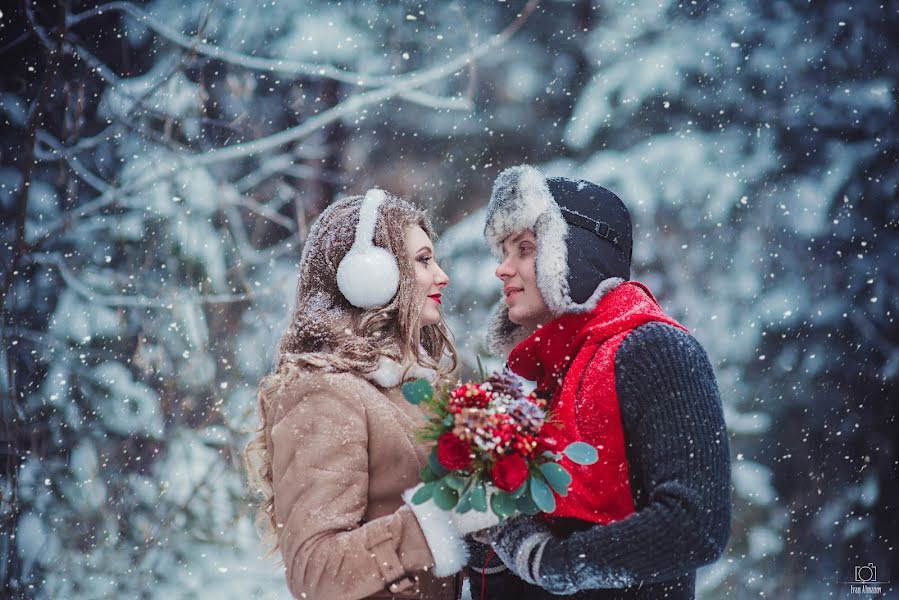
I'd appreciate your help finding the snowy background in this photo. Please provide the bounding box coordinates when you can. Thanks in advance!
[1,1,896,598]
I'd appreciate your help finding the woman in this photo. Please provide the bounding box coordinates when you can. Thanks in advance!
[244,189,482,600]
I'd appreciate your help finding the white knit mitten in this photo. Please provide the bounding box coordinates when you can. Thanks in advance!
[447,487,501,535]
[402,484,501,575]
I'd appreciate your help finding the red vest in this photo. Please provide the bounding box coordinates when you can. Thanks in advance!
[508,282,687,524]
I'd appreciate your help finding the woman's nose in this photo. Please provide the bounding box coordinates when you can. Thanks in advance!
[434,263,449,288]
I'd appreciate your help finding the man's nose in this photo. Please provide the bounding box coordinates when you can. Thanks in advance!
[495,258,514,279]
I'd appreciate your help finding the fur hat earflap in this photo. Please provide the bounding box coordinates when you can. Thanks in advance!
[483,165,633,355]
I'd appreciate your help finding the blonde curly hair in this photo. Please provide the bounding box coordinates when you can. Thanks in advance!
[243,192,458,552]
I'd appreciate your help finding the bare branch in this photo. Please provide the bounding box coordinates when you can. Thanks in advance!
[32,254,272,308]
[35,131,112,192]
[67,1,533,112]
[34,123,122,160]
[1,1,67,566]
[1,3,64,314]
[850,311,897,359]
[397,90,474,111]
[28,189,123,250]
[66,39,191,127]
[187,0,540,165]
[224,205,254,260]
[0,29,33,55]
[234,154,347,192]
[230,196,296,231]
[68,1,418,87]
[39,0,541,219]
[24,0,54,51]
[65,38,122,84]
[223,206,298,267]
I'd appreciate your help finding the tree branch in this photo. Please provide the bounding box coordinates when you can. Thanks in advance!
[30,0,541,249]
[0,4,63,315]
[68,1,431,87]
[32,254,272,308]
[230,196,296,231]
[187,0,539,165]
[234,153,347,192]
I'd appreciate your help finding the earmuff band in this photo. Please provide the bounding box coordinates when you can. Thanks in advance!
[354,189,387,249]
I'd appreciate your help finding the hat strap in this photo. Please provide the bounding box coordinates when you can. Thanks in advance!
[559,207,624,252]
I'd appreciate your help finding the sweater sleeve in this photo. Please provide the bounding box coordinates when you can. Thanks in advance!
[528,322,732,592]
[268,377,438,600]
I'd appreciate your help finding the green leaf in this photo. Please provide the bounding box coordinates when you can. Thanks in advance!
[515,492,540,515]
[428,448,449,477]
[456,488,473,514]
[490,491,516,519]
[470,481,488,512]
[455,477,477,513]
[420,466,439,483]
[563,442,598,465]
[529,474,556,513]
[402,378,433,405]
[539,463,572,496]
[444,475,466,492]
[412,482,435,505]
[442,414,455,427]
[510,480,528,499]
[432,480,459,510]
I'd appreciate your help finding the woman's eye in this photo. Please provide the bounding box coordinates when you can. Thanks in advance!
[519,245,533,256]
[418,255,432,264]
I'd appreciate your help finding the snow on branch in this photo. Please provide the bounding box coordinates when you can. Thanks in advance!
[35,132,112,193]
[235,153,346,192]
[67,0,539,167]
[33,254,270,308]
[191,0,540,166]
[67,1,477,89]
[230,196,296,231]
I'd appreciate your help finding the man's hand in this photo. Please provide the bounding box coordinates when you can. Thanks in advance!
[487,515,572,592]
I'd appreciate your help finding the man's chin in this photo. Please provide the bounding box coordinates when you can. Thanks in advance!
[506,307,528,327]
[508,307,554,332]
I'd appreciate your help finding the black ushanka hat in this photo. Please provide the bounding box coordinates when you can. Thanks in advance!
[483,164,633,355]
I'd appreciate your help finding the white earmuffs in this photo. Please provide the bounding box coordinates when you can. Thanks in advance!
[336,189,401,308]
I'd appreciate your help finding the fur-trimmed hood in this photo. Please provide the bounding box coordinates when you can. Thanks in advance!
[484,165,633,356]
[363,354,437,388]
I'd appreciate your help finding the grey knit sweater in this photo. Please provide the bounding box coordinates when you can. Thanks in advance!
[467,322,732,599]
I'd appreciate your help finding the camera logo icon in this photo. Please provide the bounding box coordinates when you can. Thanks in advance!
[855,563,877,583]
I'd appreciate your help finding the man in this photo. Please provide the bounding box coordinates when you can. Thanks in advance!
[466,165,731,599]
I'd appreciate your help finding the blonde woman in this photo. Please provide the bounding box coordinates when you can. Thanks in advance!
[245,190,493,600]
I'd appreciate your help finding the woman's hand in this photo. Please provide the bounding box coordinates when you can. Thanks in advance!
[403,483,501,536]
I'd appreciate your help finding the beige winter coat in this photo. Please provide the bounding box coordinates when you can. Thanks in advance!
[262,365,463,600]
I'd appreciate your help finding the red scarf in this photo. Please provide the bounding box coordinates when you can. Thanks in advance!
[508,281,686,523]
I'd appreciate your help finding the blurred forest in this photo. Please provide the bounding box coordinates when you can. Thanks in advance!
[1,1,896,598]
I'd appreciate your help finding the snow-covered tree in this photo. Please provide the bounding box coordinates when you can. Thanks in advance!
[2,0,894,598]
[438,2,897,598]
[0,1,537,597]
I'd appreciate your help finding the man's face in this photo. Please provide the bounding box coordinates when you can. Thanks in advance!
[495,230,554,331]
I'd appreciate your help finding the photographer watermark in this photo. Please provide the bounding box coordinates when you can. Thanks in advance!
[843,562,890,595]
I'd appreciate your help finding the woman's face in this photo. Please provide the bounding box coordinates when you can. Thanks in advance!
[405,225,449,328]
[495,229,553,331]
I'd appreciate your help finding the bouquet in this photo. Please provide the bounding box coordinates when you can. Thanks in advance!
[402,366,597,520]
